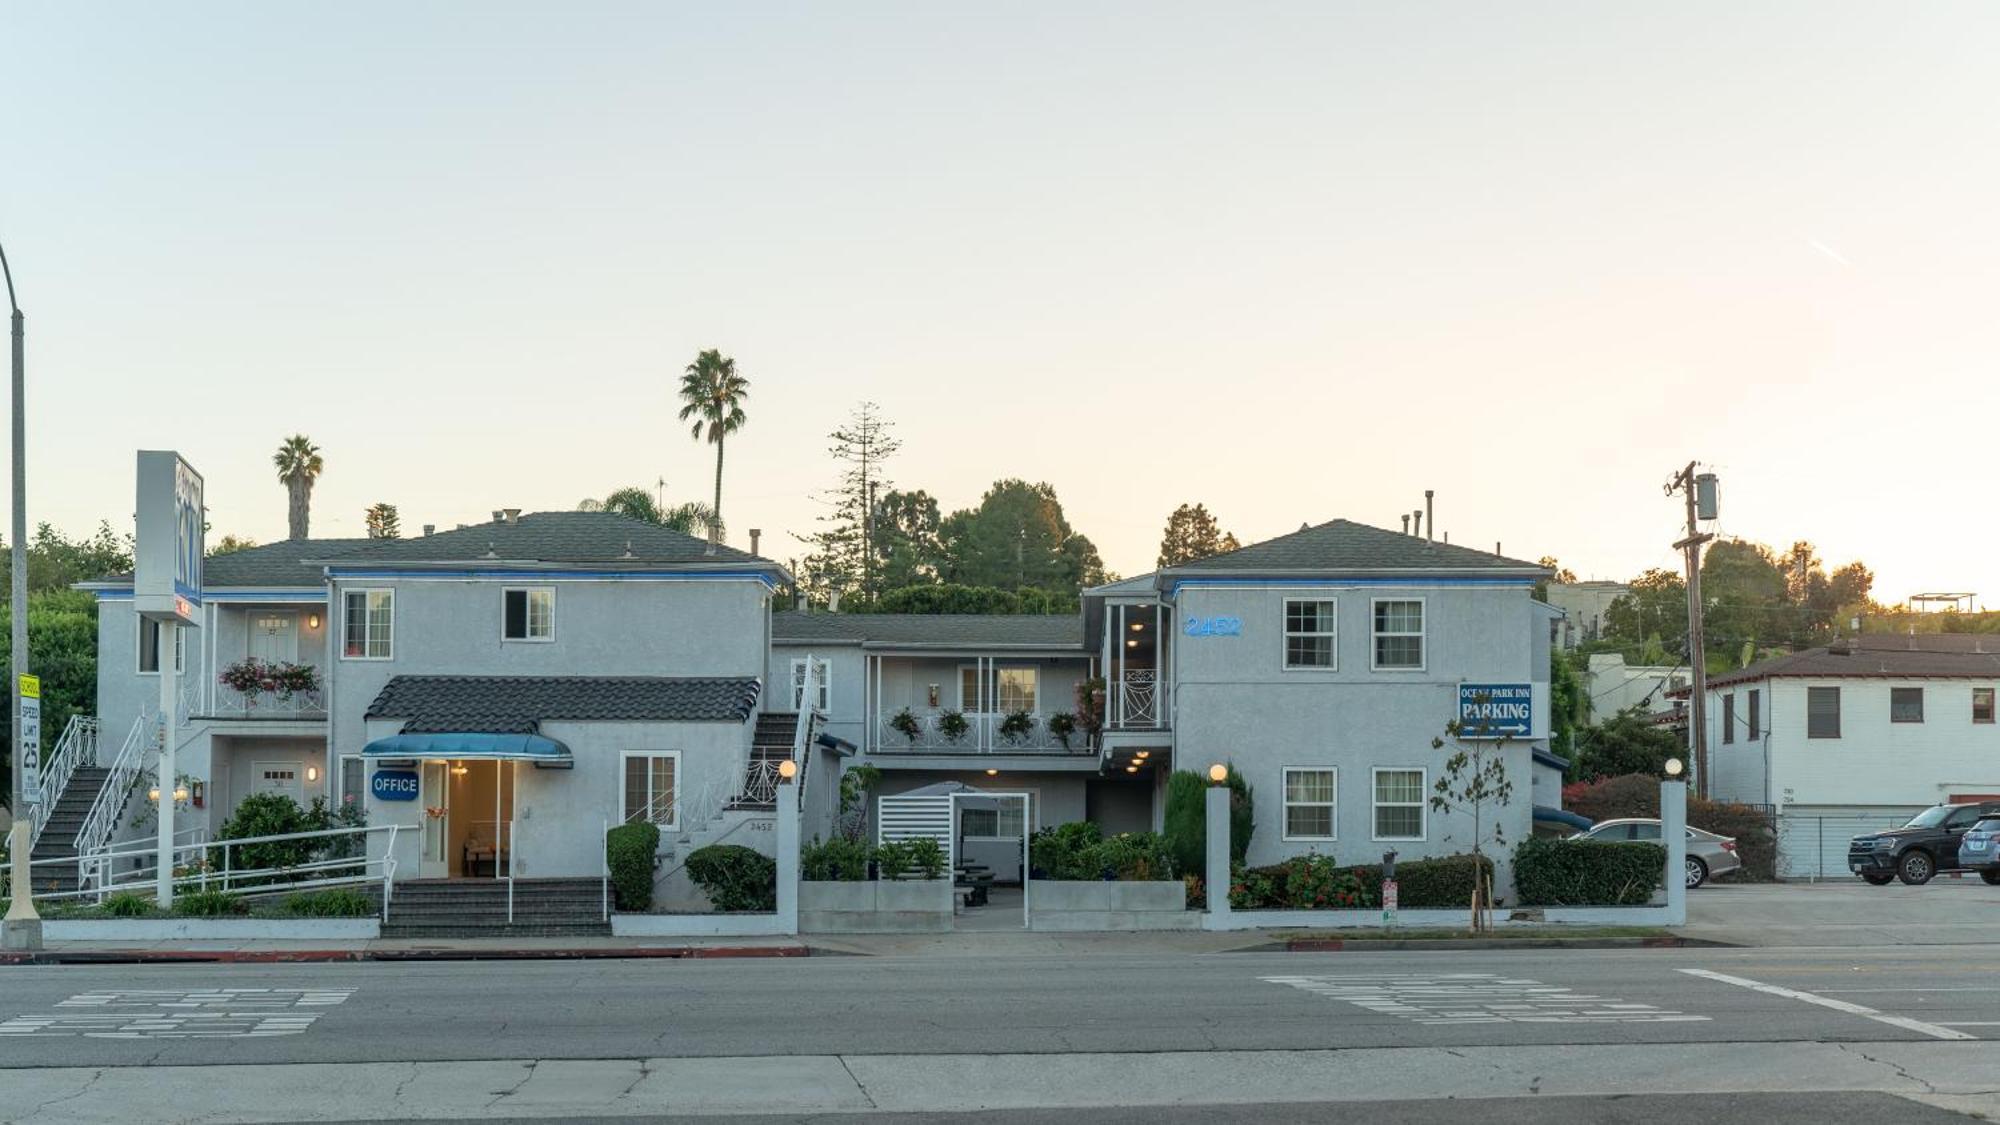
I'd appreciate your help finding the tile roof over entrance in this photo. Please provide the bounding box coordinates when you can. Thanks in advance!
[771,612,1083,650]
[365,675,763,733]
[322,511,772,568]
[1162,519,1545,575]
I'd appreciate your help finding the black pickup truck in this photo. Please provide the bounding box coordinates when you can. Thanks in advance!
[1848,802,2000,885]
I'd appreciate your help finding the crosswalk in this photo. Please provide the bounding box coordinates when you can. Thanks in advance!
[0,988,355,1039]
[1263,973,1709,1026]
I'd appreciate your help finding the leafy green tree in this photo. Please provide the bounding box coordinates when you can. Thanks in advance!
[938,479,1107,595]
[676,349,750,536]
[873,489,943,589]
[1827,561,1874,618]
[1603,569,1687,654]
[1534,556,1578,601]
[873,583,1067,615]
[1429,703,1515,932]
[207,534,257,557]
[1549,650,1587,769]
[273,434,323,540]
[579,485,715,536]
[1156,503,1241,568]
[1,522,134,594]
[1574,706,1683,781]
[364,503,401,539]
[1,589,101,804]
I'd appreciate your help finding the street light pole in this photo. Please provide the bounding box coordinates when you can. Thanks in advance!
[2,238,42,949]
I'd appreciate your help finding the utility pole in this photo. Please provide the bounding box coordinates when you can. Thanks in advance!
[1667,462,1716,799]
[2,238,40,949]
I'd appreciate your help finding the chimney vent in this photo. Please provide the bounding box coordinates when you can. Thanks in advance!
[422,524,435,537]
[503,508,521,525]
[484,542,499,559]
[1424,490,1435,545]
[1401,514,1411,535]
[1412,510,1423,539]
[492,510,505,523]
[750,528,763,556]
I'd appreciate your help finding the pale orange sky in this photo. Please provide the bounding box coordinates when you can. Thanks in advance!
[4,4,1996,603]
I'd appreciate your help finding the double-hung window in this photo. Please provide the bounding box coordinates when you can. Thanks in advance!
[791,657,831,712]
[1282,767,1337,841]
[1807,686,1841,738]
[1890,687,1924,724]
[621,752,679,829]
[1975,687,1996,725]
[1748,689,1762,739]
[342,589,394,659]
[1283,599,1337,669]
[960,666,1038,713]
[503,587,554,642]
[1372,767,1427,841]
[1722,693,1736,744]
[338,754,365,807]
[1372,599,1425,670]
[136,616,185,674]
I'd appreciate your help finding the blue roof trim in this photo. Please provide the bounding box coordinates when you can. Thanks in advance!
[362,732,572,761]
[325,568,778,588]
[1166,575,1536,596]
[94,589,327,602]
[1534,805,1593,831]
[1532,748,1572,771]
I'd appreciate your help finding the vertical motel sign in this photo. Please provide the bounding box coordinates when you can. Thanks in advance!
[134,451,204,626]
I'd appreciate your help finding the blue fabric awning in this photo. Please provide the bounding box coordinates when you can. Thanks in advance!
[362,732,572,763]
[1533,805,1593,831]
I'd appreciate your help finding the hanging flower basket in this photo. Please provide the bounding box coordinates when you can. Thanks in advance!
[890,707,923,743]
[938,710,970,741]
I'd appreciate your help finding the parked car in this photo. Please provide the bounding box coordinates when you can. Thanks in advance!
[1574,818,1739,889]
[1848,802,2000,886]
[1952,815,2000,886]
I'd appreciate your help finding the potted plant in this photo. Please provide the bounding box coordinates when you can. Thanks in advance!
[938,710,970,742]
[890,707,922,743]
[1047,711,1078,748]
[999,710,1035,742]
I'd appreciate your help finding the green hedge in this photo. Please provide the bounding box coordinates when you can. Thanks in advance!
[800,836,871,881]
[606,822,661,911]
[1514,837,1665,906]
[685,844,777,912]
[1030,823,1174,881]
[1229,853,1494,910]
[280,888,375,918]
[171,889,245,918]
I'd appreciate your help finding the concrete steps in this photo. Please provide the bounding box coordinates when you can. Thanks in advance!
[382,878,609,938]
[27,767,115,895]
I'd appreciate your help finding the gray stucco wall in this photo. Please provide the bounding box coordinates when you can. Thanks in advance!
[1170,581,1543,890]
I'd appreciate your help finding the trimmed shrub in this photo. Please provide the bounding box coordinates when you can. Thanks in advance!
[1088,832,1174,881]
[1029,821,1103,880]
[605,822,661,912]
[172,889,245,918]
[103,891,157,917]
[1560,772,1776,882]
[1225,768,1255,866]
[1231,853,1490,910]
[907,837,947,880]
[219,792,316,873]
[1513,836,1666,906]
[800,836,870,881]
[872,840,914,880]
[1161,770,1208,878]
[685,844,777,912]
[280,888,374,918]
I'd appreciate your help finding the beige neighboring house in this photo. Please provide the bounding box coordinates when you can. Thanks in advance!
[1545,581,1630,651]
[1585,654,1689,720]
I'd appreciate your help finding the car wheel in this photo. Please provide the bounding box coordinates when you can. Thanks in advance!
[1684,856,1708,889]
[1861,872,1896,886]
[1981,870,2000,886]
[1897,850,1935,886]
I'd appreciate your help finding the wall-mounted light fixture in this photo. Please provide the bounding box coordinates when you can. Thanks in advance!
[305,765,320,784]
[450,760,469,777]
[307,612,321,630]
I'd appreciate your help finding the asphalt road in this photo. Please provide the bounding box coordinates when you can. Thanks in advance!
[3,945,2000,1121]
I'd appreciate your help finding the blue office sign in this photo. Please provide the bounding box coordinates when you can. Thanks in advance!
[370,768,421,802]
[1458,683,1533,738]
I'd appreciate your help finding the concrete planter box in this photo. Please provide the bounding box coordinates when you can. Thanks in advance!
[43,918,381,941]
[1027,880,1195,932]
[799,879,952,933]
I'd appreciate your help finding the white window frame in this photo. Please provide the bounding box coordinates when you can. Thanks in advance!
[135,616,186,675]
[957,665,1040,715]
[1371,766,1429,842]
[338,753,365,807]
[1370,596,1427,672]
[619,750,681,831]
[1281,597,1339,672]
[341,588,395,661]
[790,656,832,712]
[1281,766,1339,842]
[501,586,556,643]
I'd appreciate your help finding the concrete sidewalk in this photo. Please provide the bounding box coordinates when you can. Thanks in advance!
[1,935,811,965]
[1679,878,2000,947]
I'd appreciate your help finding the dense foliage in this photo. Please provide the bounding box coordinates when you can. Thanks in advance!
[1561,773,1776,880]
[1227,853,1493,910]
[280,888,376,917]
[605,822,661,911]
[1513,836,1666,905]
[1028,822,1174,881]
[685,843,777,912]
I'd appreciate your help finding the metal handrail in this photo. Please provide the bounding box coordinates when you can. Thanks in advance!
[49,824,400,912]
[505,818,517,923]
[72,713,155,874]
[28,715,99,849]
[600,817,609,921]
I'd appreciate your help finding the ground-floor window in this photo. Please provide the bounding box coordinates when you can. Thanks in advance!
[621,752,679,828]
[338,754,364,806]
[1282,767,1337,841]
[1372,767,1427,841]
[961,796,1032,839]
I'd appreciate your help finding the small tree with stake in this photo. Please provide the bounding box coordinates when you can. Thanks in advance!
[1429,693,1515,934]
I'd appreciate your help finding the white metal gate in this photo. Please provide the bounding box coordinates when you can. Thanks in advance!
[876,794,953,856]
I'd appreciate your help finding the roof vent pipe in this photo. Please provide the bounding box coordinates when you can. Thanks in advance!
[503,508,521,525]
[1425,490,1434,545]
[1401,514,1411,535]
[422,524,434,537]
[1412,510,1423,539]
[750,528,762,556]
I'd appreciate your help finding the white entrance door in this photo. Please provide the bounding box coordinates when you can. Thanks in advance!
[249,614,298,664]
[420,761,450,878]
[252,761,304,804]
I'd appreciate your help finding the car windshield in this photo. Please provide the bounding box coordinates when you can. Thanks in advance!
[1902,807,1953,829]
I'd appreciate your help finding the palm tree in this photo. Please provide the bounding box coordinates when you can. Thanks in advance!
[676,349,749,539]
[273,435,323,540]
[579,486,718,537]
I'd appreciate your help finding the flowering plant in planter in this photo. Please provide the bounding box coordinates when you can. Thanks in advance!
[998,710,1036,741]
[938,709,970,741]
[890,707,923,743]
[1047,711,1078,748]
[219,659,321,701]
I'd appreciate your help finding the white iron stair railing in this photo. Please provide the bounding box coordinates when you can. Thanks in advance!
[28,715,99,850]
[71,712,156,885]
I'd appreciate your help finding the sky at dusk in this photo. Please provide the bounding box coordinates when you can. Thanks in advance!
[4,4,1998,601]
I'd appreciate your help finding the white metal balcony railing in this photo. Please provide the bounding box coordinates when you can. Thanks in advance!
[1112,669,1166,729]
[874,710,1090,754]
[179,680,328,721]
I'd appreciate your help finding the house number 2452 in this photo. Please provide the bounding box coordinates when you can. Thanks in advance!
[1183,616,1242,637]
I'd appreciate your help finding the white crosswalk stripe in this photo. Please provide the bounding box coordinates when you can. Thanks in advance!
[1263,973,1709,1026]
[0,988,356,1039]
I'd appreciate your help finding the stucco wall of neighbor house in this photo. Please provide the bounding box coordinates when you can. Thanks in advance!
[1717,678,2000,811]
[1586,654,1687,720]
[1704,676,1772,808]
[1170,581,1540,888]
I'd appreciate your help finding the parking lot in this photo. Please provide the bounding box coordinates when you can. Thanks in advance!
[1682,876,2000,946]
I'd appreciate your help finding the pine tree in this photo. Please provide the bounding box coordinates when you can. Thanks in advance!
[798,403,901,605]
[1156,503,1241,567]
[364,503,401,539]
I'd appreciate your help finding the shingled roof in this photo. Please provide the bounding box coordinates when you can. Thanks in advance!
[82,537,377,590]
[365,675,763,733]
[323,511,773,569]
[1161,519,1545,575]
[771,612,1083,650]
[1705,634,2000,691]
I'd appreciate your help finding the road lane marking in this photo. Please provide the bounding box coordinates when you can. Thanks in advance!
[1677,969,1975,1041]
[1819,988,2000,994]
[1263,973,1707,1026]
[0,988,355,1039]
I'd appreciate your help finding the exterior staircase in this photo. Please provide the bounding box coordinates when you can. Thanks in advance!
[724,712,799,811]
[381,878,609,938]
[26,767,114,897]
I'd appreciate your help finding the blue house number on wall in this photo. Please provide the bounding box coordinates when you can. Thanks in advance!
[1183,615,1242,637]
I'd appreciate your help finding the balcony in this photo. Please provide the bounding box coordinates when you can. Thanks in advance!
[874,710,1091,755]
[181,681,328,723]
[1108,669,1168,731]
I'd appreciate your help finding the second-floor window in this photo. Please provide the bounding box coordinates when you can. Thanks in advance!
[503,587,555,642]
[136,616,185,674]
[1891,687,1925,724]
[1372,599,1425,670]
[1722,693,1736,744]
[1283,599,1337,669]
[1807,686,1841,738]
[342,589,394,660]
[791,657,831,712]
[1748,689,1761,738]
[961,666,1038,713]
[1976,687,1996,724]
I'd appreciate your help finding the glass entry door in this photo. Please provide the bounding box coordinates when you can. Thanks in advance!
[420,760,450,878]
